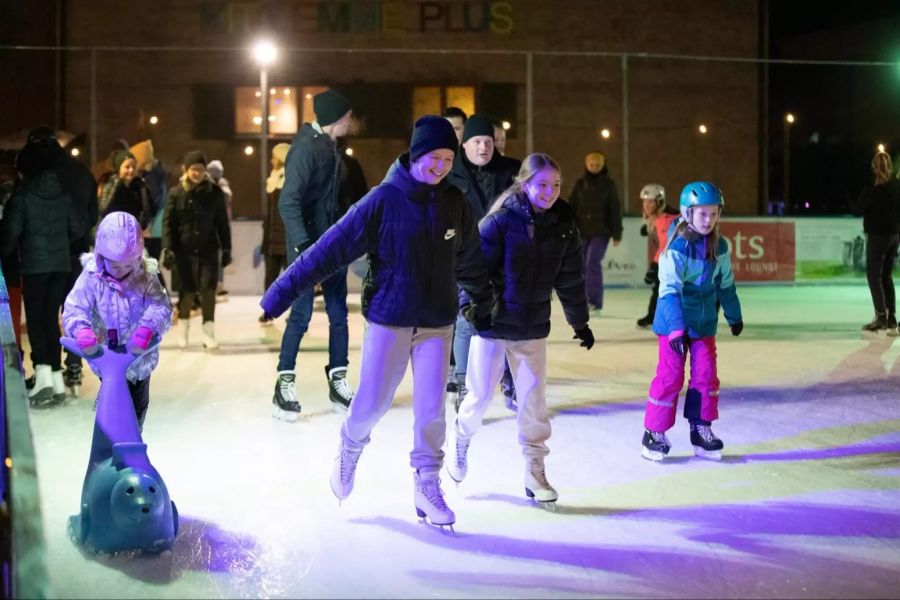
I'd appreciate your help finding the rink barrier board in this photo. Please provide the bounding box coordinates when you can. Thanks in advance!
[0,265,51,599]
[205,216,886,295]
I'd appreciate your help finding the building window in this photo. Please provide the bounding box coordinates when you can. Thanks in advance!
[412,85,475,120]
[300,86,330,125]
[235,86,299,135]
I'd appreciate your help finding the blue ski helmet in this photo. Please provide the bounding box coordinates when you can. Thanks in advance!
[679,181,723,220]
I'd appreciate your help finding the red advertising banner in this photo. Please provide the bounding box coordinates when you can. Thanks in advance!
[719,221,796,282]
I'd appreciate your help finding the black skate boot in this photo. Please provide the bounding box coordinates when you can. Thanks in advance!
[64,364,83,398]
[641,429,672,462]
[326,365,354,412]
[454,382,468,414]
[636,314,653,328]
[690,421,724,460]
[500,369,517,412]
[862,312,889,332]
[272,371,302,421]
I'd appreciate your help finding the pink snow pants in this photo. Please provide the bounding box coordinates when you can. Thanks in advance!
[644,335,720,432]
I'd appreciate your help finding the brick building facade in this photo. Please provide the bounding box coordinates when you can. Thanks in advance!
[12,0,763,216]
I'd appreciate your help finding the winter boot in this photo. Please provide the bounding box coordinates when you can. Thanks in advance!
[258,312,274,326]
[690,421,724,460]
[202,321,218,350]
[445,424,471,484]
[636,314,653,328]
[51,369,66,405]
[173,320,189,349]
[524,457,558,509]
[641,429,672,462]
[330,441,362,502]
[326,365,354,412]
[862,312,889,332]
[28,365,54,408]
[272,371,302,421]
[413,469,455,530]
[64,364,83,398]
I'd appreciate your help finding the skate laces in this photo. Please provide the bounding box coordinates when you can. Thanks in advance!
[650,431,670,447]
[419,473,450,510]
[339,447,361,484]
[332,377,354,402]
[695,424,716,443]
[279,375,296,398]
[528,459,550,487]
[454,435,470,467]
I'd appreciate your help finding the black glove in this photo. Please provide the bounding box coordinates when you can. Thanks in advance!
[462,304,492,332]
[572,325,594,350]
[162,248,175,270]
[730,321,743,337]
[640,224,648,236]
[221,250,232,268]
[669,333,689,356]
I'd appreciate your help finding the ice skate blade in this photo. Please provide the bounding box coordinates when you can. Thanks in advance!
[271,405,301,422]
[641,446,666,462]
[692,446,722,461]
[525,487,559,504]
[416,509,456,535]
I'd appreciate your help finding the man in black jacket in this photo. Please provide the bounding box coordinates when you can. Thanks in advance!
[446,115,519,410]
[261,115,492,529]
[273,90,354,419]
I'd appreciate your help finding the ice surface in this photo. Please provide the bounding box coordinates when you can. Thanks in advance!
[26,286,900,598]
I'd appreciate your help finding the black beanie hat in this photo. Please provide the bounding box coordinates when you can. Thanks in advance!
[112,149,136,171]
[409,115,459,161]
[461,114,495,143]
[313,90,352,127]
[182,150,207,168]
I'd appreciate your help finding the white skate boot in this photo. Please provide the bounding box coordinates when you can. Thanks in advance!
[524,457,558,511]
[330,442,362,503]
[414,469,455,533]
[445,424,471,484]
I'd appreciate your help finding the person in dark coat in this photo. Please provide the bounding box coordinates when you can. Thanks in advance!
[98,149,154,229]
[851,150,900,334]
[260,142,291,325]
[446,153,593,508]
[261,115,493,529]
[569,151,623,311]
[16,126,97,393]
[1,166,84,407]
[445,114,519,409]
[274,89,355,416]
[162,150,231,350]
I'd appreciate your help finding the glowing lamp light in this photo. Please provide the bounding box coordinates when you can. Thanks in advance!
[345,147,354,157]
[305,93,312,99]
[600,128,611,139]
[149,115,159,125]
[4,457,11,468]
[785,113,795,124]
[698,124,708,134]
[255,90,262,98]
[804,202,810,209]
[270,88,276,95]
[244,145,255,156]
[283,88,291,95]
[878,143,886,153]
[252,39,277,67]
[70,148,80,157]
[501,120,511,131]
[268,115,276,122]
[252,116,263,125]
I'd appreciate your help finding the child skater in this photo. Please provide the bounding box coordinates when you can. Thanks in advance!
[446,153,594,509]
[642,182,743,462]
[63,211,172,430]
[636,184,680,328]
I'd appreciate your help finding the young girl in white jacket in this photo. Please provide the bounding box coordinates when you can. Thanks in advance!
[63,211,172,429]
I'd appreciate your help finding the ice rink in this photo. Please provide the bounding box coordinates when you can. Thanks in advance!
[26,285,900,599]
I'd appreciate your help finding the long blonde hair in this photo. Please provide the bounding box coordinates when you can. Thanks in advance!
[872,151,893,186]
[487,153,561,216]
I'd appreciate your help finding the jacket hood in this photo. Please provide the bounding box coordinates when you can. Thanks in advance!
[81,250,160,277]
[382,153,450,202]
[179,171,214,191]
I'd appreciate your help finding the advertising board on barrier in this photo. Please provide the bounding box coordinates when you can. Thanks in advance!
[719,221,796,282]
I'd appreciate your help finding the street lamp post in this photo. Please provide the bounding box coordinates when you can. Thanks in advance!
[252,39,277,218]
[784,112,795,208]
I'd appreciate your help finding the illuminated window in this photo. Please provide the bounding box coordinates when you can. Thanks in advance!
[235,86,298,135]
[412,85,475,121]
[300,86,330,124]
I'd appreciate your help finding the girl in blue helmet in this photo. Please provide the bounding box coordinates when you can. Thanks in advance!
[62,211,172,429]
[641,182,743,461]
